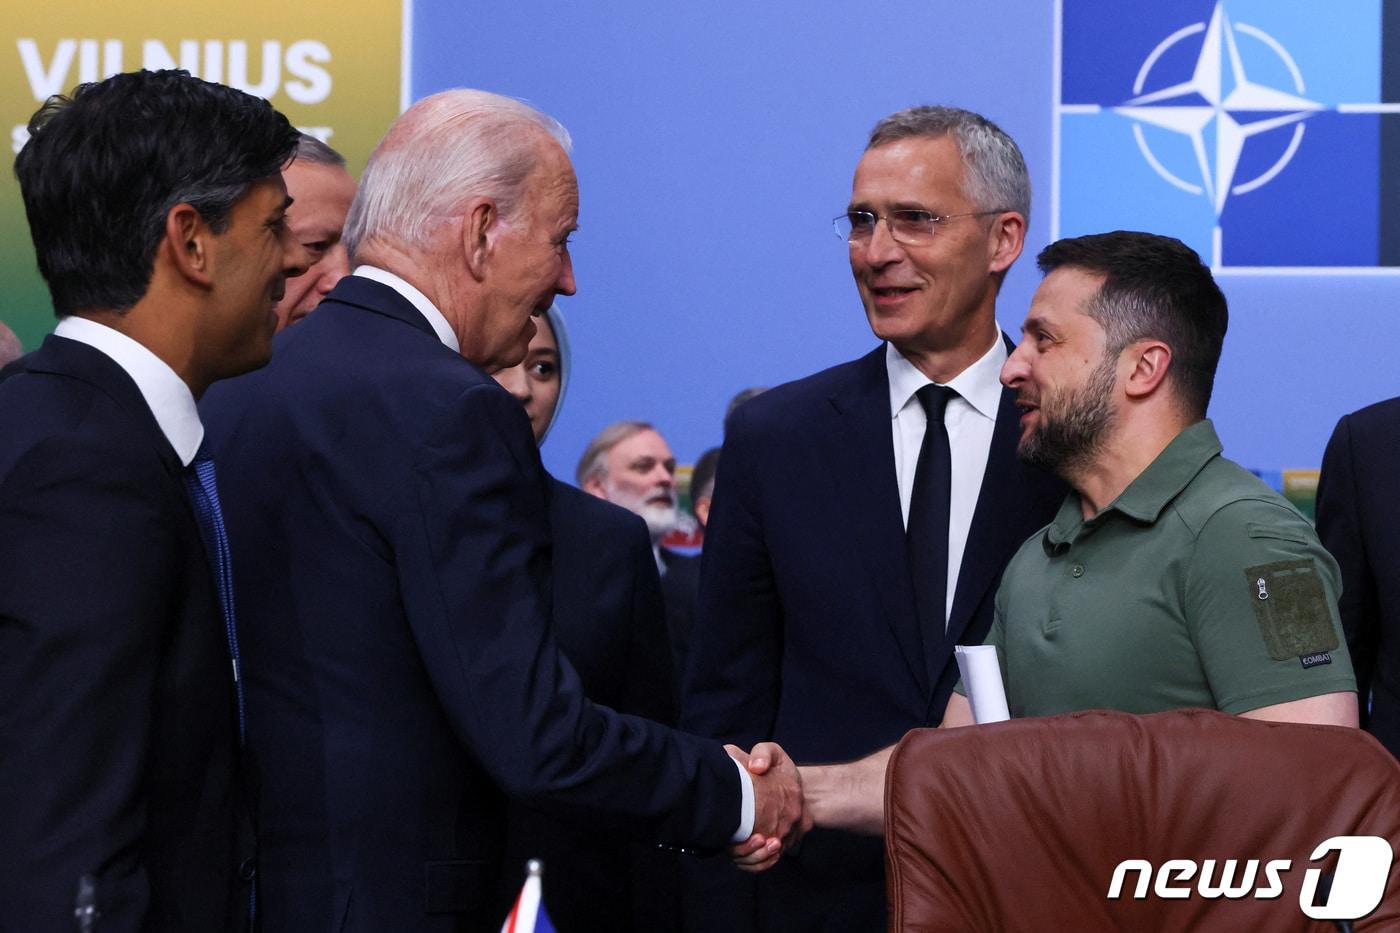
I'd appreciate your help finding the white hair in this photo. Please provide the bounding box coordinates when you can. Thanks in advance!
[343,89,571,258]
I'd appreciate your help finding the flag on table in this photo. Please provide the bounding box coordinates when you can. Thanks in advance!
[500,859,556,933]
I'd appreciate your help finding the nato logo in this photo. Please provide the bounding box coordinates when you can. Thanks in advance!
[1056,0,1400,271]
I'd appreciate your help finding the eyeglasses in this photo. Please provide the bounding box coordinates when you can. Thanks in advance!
[832,209,1007,246]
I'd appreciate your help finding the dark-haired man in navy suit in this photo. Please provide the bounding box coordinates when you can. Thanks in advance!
[682,105,1064,932]
[1317,398,1400,761]
[200,89,805,933]
[0,70,306,932]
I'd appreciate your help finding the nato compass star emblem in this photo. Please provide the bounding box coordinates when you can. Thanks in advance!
[1056,0,1400,270]
[1113,2,1320,219]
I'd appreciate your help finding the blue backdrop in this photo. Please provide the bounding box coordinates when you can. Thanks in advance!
[410,0,1398,482]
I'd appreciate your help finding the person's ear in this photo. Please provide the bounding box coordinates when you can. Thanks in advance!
[165,204,215,286]
[694,495,712,528]
[582,473,607,498]
[1122,340,1173,400]
[462,197,498,283]
[987,211,1025,276]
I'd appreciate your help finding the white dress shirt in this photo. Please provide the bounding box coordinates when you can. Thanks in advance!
[53,316,203,466]
[353,265,461,353]
[347,267,758,840]
[887,336,1006,625]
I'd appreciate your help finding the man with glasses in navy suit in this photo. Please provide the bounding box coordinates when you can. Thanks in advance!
[682,106,1065,932]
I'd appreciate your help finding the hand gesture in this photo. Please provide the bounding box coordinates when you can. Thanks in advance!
[725,742,811,873]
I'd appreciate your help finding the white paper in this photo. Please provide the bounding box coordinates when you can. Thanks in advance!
[954,644,1010,724]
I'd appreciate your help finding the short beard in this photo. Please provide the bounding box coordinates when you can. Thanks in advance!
[636,502,679,543]
[602,479,679,543]
[1017,353,1118,478]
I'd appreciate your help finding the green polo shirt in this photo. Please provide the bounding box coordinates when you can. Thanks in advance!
[971,420,1354,718]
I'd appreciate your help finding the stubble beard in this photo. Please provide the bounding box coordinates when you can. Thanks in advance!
[1017,354,1119,480]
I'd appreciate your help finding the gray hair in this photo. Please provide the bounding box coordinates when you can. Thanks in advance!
[867,105,1031,222]
[576,420,654,487]
[293,133,346,168]
[343,89,571,258]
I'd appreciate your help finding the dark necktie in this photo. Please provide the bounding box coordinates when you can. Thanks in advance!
[907,384,956,689]
[183,448,246,746]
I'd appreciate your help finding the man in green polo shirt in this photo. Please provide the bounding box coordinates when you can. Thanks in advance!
[729,231,1358,855]
[978,230,1356,721]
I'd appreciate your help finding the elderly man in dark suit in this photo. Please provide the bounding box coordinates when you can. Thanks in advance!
[1317,398,1400,760]
[0,70,306,932]
[199,89,804,933]
[681,106,1064,931]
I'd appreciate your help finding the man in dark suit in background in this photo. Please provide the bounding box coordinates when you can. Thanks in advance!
[682,105,1064,931]
[578,421,684,570]
[1317,398,1400,760]
[200,88,804,932]
[661,445,721,681]
[0,69,305,932]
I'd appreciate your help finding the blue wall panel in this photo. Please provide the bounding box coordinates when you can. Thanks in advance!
[410,1,1397,482]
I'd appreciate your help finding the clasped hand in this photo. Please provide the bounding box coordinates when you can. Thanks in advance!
[723,742,812,873]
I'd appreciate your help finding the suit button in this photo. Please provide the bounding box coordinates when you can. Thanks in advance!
[238,858,257,881]
[1071,564,1084,578]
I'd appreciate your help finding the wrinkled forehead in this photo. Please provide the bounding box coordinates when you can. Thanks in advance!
[850,135,970,207]
[611,429,672,463]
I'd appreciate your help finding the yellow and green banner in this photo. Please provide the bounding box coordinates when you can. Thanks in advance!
[3,2,403,351]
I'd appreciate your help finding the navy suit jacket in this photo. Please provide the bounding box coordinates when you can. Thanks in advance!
[200,276,740,932]
[681,342,1064,926]
[1317,397,1400,760]
[661,548,702,682]
[0,336,250,933]
[500,479,678,930]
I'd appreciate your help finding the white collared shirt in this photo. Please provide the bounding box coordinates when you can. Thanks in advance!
[353,265,460,353]
[53,316,203,466]
[887,335,1006,624]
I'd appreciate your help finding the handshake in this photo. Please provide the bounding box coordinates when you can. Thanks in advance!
[722,741,891,873]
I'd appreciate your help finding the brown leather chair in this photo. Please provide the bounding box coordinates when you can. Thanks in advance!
[884,709,1400,932]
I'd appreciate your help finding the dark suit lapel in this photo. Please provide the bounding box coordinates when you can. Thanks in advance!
[25,334,183,476]
[822,347,929,697]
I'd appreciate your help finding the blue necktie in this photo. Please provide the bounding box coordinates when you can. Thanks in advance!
[907,384,956,693]
[183,449,246,745]
[184,448,256,923]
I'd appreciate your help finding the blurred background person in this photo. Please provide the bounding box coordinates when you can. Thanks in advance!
[493,306,681,930]
[724,386,769,438]
[273,134,355,331]
[689,445,721,534]
[663,444,718,683]
[578,420,681,573]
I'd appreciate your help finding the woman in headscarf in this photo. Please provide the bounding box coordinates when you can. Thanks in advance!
[492,305,681,931]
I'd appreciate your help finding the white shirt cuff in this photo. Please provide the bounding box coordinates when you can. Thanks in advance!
[731,757,755,842]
